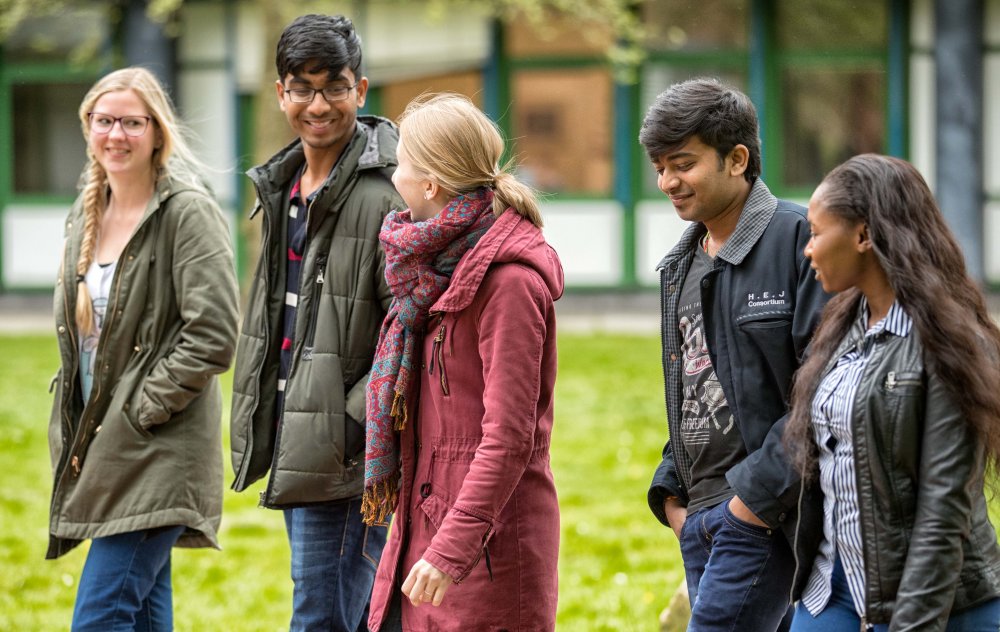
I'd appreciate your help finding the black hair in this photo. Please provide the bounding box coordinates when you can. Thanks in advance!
[638,77,761,182]
[275,14,363,82]
[785,154,1000,480]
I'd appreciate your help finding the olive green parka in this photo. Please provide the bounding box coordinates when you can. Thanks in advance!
[230,116,400,507]
[48,176,239,559]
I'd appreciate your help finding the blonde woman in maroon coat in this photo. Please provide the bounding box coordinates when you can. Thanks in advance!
[363,93,564,631]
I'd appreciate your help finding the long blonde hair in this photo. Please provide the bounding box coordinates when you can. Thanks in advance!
[397,93,542,227]
[74,67,209,335]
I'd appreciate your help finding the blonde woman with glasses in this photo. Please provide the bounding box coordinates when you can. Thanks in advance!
[47,66,238,631]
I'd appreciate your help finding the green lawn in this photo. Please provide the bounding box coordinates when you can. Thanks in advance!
[0,332,677,631]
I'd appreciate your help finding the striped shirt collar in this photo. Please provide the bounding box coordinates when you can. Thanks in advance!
[859,297,913,339]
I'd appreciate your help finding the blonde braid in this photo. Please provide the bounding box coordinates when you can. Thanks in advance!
[75,159,107,336]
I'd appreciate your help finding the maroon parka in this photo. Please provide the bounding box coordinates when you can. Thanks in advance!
[368,209,564,631]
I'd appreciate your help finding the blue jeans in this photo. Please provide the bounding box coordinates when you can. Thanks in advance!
[72,525,185,632]
[283,497,388,632]
[679,500,795,632]
[790,557,1000,632]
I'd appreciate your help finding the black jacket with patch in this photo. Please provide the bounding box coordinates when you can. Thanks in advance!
[647,178,829,595]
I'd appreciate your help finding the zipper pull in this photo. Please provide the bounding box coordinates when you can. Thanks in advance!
[71,455,81,476]
[258,491,267,507]
[885,371,896,390]
[316,269,325,284]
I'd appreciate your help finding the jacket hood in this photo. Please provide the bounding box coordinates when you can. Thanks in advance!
[246,115,399,206]
[433,209,564,313]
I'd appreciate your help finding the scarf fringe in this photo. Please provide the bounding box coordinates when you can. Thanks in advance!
[390,392,408,431]
[362,478,399,526]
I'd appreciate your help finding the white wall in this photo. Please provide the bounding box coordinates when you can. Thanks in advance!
[2,206,67,288]
[635,200,690,286]
[178,3,237,210]
[364,2,491,84]
[540,200,624,286]
[985,0,1000,281]
[909,0,935,188]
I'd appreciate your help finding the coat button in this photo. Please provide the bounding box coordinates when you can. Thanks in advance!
[94,425,102,434]
[420,483,432,498]
[701,278,710,288]
[670,353,677,361]
[134,345,141,352]
[58,326,66,333]
[128,255,135,261]
[667,284,675,294]
[778,512,787,522]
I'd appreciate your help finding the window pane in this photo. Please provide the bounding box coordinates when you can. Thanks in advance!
[3,6,109,63]
[506,13,612,58]
[382,71,483,122]
[640,65,747,195]
[781,68,885,189]
[643,0,748,51]
[13,83,90,195]
[510,68,613,195]
[776,0,887,50]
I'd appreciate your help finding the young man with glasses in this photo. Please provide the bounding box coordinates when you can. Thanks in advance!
[230,14,403,632]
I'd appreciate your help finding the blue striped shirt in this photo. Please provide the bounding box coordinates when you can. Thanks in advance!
[801,299,913,618]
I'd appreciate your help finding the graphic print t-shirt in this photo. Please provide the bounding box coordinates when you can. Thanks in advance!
[79,259,117,403]
[677,246,746,512]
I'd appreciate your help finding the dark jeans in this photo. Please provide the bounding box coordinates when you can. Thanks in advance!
[72,525,185,632]
[679,500,795,632]
[790,556,1000,631]
[284,497,388,632]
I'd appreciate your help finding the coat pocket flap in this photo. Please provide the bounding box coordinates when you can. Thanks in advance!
[419,492,451,531]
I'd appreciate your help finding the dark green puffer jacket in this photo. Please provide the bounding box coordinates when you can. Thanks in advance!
[230,116,401,507]
[48,176,239,559]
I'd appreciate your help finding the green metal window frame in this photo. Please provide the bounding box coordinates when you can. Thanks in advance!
[763,0,906,199]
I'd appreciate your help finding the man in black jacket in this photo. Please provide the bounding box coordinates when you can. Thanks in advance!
[641,78,828,632]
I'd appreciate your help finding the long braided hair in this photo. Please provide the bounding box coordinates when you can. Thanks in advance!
[74,67,209,335]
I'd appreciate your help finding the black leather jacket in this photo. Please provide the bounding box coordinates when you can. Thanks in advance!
[647,179,830,592]
[804,301,1000,630]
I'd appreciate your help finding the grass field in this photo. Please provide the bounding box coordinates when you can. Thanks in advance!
[0,332,678,631]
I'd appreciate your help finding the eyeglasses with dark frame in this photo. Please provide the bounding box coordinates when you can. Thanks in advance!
[88,112,153,137]
[283,82,359,104]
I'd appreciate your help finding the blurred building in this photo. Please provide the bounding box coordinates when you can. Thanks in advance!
[1,0,997,292]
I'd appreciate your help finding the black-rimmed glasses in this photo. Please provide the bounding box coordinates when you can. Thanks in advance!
[283,82,358,104]
[88,112,152,137]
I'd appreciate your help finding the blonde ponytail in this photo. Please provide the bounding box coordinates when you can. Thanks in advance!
[398,93,544,227]
[492,171,542,228]
[75,160,107,336]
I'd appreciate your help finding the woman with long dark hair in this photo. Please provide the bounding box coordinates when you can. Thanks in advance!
[785,153,1000,631]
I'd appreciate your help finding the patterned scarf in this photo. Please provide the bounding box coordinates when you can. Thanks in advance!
[362,188,496,525]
